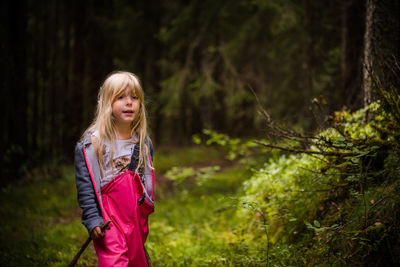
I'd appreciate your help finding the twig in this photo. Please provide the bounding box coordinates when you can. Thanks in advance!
[254,141,358,157]
[299,166,360,176]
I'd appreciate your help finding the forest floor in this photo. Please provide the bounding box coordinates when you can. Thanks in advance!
[0,145,252,266]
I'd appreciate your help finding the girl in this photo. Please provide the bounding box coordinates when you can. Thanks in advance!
[75,71,155,267]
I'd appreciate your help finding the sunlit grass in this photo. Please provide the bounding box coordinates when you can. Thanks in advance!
[1,145,233,266]
[147,165,253,266]
[154,145,225,174]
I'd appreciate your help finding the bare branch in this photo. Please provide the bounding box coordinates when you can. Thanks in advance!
[254,141,358,157]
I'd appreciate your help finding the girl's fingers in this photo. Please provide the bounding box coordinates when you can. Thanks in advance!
[91,226,103,239]
[99,228,105,237]
[97,227,105,238]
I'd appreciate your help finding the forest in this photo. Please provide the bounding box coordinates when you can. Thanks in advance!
[1,0,400,266]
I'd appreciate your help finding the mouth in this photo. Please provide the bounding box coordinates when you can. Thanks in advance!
[123,110,134,114]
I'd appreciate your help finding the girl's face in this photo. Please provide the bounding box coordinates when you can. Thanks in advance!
[112,88,140,127]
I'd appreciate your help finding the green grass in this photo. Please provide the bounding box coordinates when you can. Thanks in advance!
[1,145,238,266]
[154,145,225,173]
[147,164,254,266]
[0,166,97,266]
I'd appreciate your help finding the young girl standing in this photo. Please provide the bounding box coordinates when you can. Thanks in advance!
[74,71,155,267]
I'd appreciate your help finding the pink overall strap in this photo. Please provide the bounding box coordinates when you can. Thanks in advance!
[83,146,103,213]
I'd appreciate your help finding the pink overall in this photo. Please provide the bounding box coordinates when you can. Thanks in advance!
[93,169,155,267]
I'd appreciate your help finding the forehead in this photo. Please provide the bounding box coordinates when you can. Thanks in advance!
[117,86,137,95]
[112,75,137,95]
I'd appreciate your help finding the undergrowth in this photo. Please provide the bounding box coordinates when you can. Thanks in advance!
[196,98,400,265]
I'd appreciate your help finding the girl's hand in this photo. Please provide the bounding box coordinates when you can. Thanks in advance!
[91,226,105,239]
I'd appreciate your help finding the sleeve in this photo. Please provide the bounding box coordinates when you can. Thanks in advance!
[145,136,154,162]
[74,142,104,235]
[143,137,155,199]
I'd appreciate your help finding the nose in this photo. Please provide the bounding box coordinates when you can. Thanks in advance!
[126,96,132,105]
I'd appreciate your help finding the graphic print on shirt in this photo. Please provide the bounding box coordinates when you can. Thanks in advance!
[113,156,131,174]
[96,134,137,188]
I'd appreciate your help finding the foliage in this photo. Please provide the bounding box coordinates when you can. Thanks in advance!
[166,165,220,186]
[157,0,344,137]
[2,0,351,185]
[199,99,400,265]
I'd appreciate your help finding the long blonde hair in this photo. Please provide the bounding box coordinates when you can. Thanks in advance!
[83,71,149,173]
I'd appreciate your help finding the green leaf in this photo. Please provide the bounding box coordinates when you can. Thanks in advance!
[304,221,313,230]
[192,134,202,145]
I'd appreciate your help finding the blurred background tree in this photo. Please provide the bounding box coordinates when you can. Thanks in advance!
[1,0,399,184]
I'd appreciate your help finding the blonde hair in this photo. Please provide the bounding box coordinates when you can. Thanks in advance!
[83,71,149,174]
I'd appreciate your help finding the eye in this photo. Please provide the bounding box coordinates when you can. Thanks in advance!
[132,95,138,100]
[118,95,124,100]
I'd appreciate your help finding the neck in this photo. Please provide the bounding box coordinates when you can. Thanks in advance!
[114,123,132,140]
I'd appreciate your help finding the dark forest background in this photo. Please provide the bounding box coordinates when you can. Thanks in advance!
[2,1,400,266]
[1,0,399,182]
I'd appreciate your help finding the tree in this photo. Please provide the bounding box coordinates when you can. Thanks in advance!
[363,0,400,109]
[341,0,365,110]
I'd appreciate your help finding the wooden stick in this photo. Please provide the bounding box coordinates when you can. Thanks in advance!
[144,246,153,267]
[68,220,111,267]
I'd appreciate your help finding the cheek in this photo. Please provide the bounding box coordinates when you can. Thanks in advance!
[134,104,141,118]
[135,101,141,110]
[112,101,122,111]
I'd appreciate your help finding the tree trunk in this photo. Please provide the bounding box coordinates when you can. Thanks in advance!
[62,1,72,155]
[8,0,28,151]
[363,0,400,109]
[66,0,87,153]
[341,0,365,109]
[303,0,316,109]
[363,0,374,108]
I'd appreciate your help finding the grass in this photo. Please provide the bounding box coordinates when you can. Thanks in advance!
[154,145,225,173]
[147,164,252,266]
[0,166,97,266]
[1,145,246,266]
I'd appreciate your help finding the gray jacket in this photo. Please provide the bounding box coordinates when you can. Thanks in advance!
[74,134,154,234]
